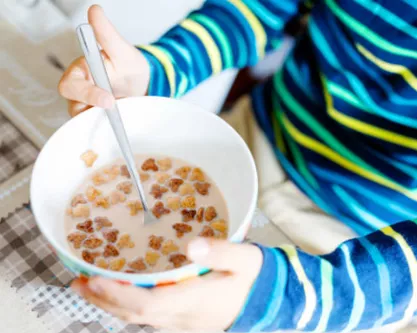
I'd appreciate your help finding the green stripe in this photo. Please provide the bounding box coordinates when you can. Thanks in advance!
[326,0,417,60]
[189,14,233,69]
[273,70,380,175]
[326,81,369,112]
[271,96,287,154]
[282,117,319,189]
[314,260,333,332]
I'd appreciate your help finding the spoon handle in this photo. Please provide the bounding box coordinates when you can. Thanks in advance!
[76,24,153,219]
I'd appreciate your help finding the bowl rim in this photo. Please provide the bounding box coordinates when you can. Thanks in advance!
[30,96,258,282]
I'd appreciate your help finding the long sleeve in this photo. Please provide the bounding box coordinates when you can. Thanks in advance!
[230,219,417,332]
[138,0,305,98]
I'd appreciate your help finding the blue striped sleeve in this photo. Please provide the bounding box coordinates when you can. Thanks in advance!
[137,0,305,98]
[229,219,417,332]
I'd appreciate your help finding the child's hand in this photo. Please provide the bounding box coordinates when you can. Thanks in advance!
[58,5,150,117]
[71,238,263,331]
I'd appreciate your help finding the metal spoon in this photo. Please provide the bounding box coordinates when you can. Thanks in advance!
[76,24,156,225]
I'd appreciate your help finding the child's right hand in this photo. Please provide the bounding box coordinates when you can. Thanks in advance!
[59,5,150,117]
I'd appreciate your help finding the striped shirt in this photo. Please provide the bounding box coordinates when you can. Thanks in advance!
[138,0,417,331]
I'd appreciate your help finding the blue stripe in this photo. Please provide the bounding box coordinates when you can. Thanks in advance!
[358,237,393,327]
[250,249,288,332]
[340,244,366,331]
[242,0,284,29]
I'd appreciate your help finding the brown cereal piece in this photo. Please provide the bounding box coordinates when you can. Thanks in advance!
[145,251,160,266]
[175,166,191,179]
[199,226,215,238]
[152,201,170,219]
[157,158,172,171]
[103,244,120,257]
[142,158,158,172]
[117,181,133,195]
[125,270,136,274]
[86,186,102,201]
[80,150,97,167]
[94,216,112,230]
[109,258,126,271]
[190,168,205,182]
[196,207,204,223]
[173,223,192,236]
[140,172,150,182]
[168,178,184,192]
[155,173,170,184]
[211,219,228,232]
[179,183,195,196]
[181,209,196,222]
[102,229,119,243]
[126,200,143,216]
[120,165,131,178]
[103,165,121,180]
[71,194,87,207]
[181,196,196,209]
[76,219,94,233]
[204,206,217,222]
[94,196,110,209]
[72,204,90,218]
[166,197,181,211]
[149,235,164,250]
[194,182,211,195]
[128,258,146,271]
[96,258,109,269]
[83,237,103,249]
[67,232,87,249]
[169,254,187,268]
[82,250,100,264]
[150,184,168,199]
[161,240,179,255]
[92,172,107,186]
[110,190,126,205]
[117,234,135,249]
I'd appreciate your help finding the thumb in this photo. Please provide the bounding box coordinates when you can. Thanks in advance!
[187,238,262,273]
[87,5,130,61]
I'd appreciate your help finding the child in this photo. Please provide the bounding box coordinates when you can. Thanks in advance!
[59,2,417,332]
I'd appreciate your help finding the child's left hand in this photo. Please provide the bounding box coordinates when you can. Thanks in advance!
[71,238,263,331]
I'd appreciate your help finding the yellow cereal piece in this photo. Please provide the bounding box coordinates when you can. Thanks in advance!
[210,219,228,232]
[161,240,179,255]
[145,251,160,266]
[109,258,126,271]
[179,183,195,196]
[80,150,97,167]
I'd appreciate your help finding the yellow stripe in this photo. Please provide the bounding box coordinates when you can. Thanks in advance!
[322,74,417,151]
[381,227,417,321]
[282,114,417,201]
[229,0,267,58]
[357,44,417,93]
[180,19,222,74]
[281,245,317,329]
[140,45,176,97]
[328,108,417,151]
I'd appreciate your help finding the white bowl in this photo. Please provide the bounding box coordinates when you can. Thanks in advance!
[30,96,257,286]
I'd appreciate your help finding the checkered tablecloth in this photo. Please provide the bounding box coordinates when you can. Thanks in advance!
[0,113,157,333]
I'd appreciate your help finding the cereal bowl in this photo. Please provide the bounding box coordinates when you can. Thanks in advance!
[30,96,258,287]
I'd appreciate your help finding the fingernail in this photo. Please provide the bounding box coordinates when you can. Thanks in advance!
[100,94,115,108]
[188,238,210,261]
[88,279,104,295]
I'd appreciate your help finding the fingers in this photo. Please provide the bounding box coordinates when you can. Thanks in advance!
[187,238,263,274]
[85,277,152,315]
[88,5,129,61]
[72,278,145,323]
[58,56,115,116]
